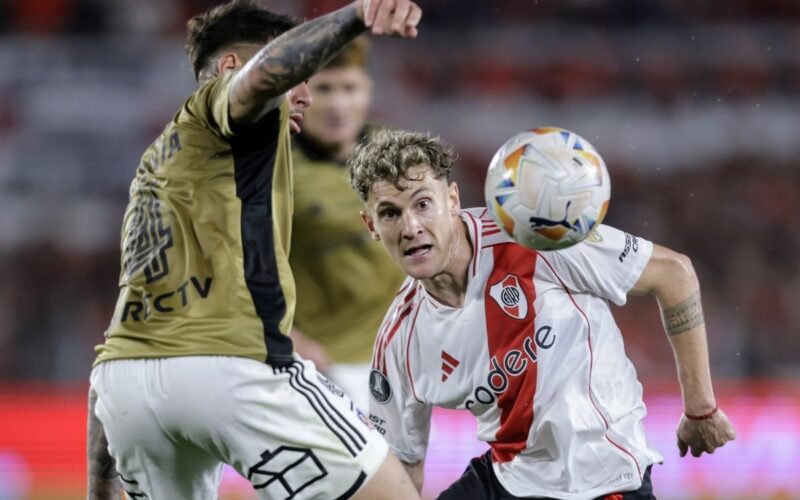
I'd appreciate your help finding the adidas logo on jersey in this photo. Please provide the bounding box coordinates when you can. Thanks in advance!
[441,351,460,382]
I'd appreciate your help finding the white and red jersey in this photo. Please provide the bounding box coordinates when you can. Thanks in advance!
[368,208,663,499]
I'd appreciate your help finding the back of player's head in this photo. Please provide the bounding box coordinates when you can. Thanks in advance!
[347,128,455,202]
[185,0,297,82]
[322,36,370,71]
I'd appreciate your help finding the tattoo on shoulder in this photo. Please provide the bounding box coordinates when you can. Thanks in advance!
[663,290,705,336]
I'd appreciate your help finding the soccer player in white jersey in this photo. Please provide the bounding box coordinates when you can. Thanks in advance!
[345,129,736,499]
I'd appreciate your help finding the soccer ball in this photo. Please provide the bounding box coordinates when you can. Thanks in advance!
[484,127,611,251]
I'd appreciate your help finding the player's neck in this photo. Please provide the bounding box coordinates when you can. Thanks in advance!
[421,220,473,308]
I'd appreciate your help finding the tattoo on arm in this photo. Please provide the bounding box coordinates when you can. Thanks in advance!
[662,290,705,336]
[231,4,364,123]
[87,388,122,500]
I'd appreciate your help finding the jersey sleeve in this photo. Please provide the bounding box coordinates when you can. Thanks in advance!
[368,320,433,464]
[183,71,237,138]
[536,225,653,306]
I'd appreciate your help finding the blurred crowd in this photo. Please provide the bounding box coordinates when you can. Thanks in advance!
[0,0,798,381]
[1,0,800,35]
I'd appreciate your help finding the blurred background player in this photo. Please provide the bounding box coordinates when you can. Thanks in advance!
[87,1,423,499]
[347,129,736,498]
[290,36,406,409]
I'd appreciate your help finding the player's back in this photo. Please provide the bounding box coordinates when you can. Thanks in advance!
[96,72,295,366]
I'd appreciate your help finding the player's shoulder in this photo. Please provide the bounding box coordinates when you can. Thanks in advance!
[375,278,423,353]
[558,224,647,257]
[386,278,424,326]
[461,207,517,250]
[181,73,231,115]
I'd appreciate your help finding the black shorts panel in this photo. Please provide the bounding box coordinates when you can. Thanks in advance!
[436,451,655,500]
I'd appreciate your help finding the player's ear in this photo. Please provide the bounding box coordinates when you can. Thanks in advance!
[216,52,241,75]
[448,181,461,216]
[360,209,380,241]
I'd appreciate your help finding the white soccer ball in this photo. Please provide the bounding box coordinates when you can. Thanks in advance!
[484,127,611,251]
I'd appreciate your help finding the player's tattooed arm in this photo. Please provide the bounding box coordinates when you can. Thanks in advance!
[87,388,122,500]
[662,290,705,336]
[229,4,364,125]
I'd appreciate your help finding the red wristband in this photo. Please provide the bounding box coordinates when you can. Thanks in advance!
[684,405,719,420]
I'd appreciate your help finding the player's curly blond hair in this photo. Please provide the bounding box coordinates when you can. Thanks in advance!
[347,128,456,202]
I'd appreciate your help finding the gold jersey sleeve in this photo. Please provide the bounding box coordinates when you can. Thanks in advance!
[289,133,406,363]
[95,72,296,366]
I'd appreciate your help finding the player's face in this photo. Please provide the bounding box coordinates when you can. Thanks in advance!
[361,164,462,280]
[301,67,372,147]
[287,82,312,135]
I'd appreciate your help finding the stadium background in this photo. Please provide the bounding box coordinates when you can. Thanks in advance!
[0,0,798,498]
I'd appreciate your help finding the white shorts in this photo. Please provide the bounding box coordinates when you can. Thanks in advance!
[326,362,371,412]
[90,356,388,499]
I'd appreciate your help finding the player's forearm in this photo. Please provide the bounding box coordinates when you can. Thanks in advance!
[87,388,122,500]
[231,4,364,121]
[402,460,425,493]
[658,277,717,415]
[665,313,717,414]
[246,4,364,93]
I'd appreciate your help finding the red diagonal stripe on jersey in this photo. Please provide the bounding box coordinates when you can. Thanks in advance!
[485,243,538,463]
[482,228,502,237]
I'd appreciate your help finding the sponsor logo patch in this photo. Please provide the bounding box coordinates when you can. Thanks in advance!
[369,369,392,404]
[316,373,345,398]
[619,233,640,263]
[489,274,529,320]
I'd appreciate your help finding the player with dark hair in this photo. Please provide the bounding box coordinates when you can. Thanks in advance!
[346,129,736,499]
[87,2,422,499]
[290,36,406,409]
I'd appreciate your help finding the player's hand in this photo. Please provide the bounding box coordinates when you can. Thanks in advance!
[676,407,736,457]
[355,0,422,38]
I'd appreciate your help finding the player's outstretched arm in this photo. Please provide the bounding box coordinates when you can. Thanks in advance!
[631,244,736,458]
[230,0,421,126]
[87,388,122,500]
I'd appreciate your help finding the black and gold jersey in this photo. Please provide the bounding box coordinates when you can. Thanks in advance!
[290,131,406,363]
[95,71,295,366]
